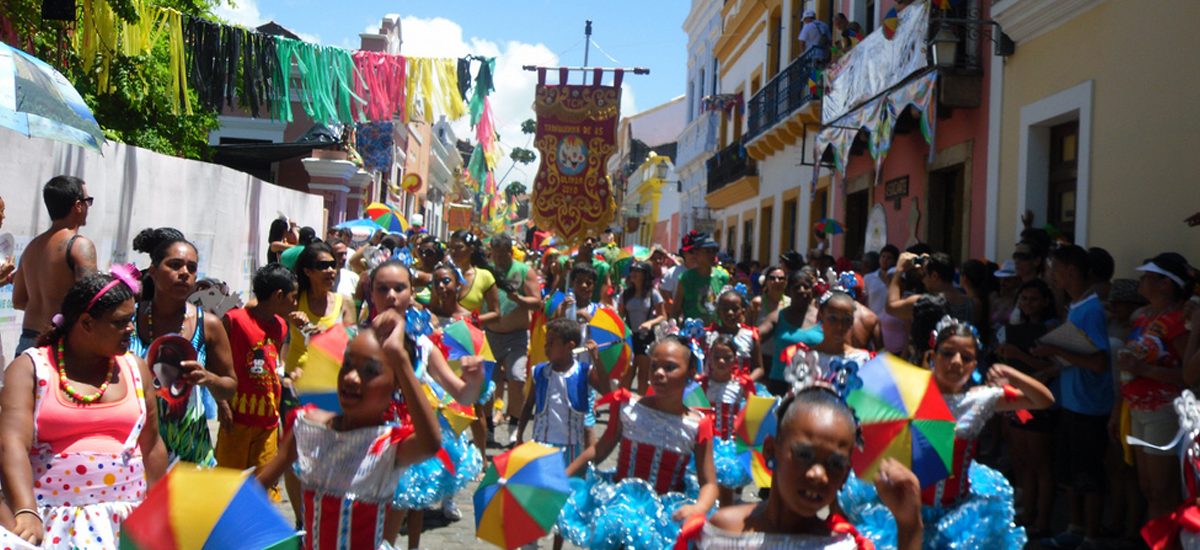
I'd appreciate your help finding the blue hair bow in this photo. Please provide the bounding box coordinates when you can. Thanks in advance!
[406,307,432,338]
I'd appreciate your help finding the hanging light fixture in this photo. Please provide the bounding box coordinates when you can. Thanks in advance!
[930,26,959,68]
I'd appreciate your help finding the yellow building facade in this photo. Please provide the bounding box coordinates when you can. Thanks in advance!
[991,0,1200,274]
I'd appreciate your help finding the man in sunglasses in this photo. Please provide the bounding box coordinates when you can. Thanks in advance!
[12,175,98,354]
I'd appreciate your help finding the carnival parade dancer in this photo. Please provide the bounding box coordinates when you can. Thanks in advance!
[1132,390,1200,549]
[128,228,237,467]
[516,317,606,550]
[367,261,486,548]
[255,308,442,550]
[705,288,765,381]
[0,270,167,547]
[782,289,873,397]
[703,334,759,505]
[839,316,1054,549]
[557,335,719,550]
[689,388,925,550]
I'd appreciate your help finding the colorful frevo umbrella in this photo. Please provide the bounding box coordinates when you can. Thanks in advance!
[587,307,632,381]
[474,442,572,549]
[365,201,409,233]
[845,354,956,488]
[423,384,478,436]
[120,467,299,549]
[682,380,712,409]
[735,394,780,488]
[882,7,899,40]
[814,218,845,236]
[292,323,351,412]
[442,319,496,364]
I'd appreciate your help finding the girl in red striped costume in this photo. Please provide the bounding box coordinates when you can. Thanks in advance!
[558,335,719,549]
[255,309,441,550]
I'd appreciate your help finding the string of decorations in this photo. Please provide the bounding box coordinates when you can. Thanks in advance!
[70,0,480,126]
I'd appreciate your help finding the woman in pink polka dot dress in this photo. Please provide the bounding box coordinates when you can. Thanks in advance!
[0,272,167,548]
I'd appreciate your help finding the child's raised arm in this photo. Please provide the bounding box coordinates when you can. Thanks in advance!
[987,363,1055,411]
[426,347,485,405]
[256,429,298,490]
[377,310,442,467]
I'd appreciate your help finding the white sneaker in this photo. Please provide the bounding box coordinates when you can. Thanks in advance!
[506,426,519,447]
[441,499,462,521]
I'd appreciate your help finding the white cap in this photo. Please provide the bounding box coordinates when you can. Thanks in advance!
[410,213,424,226]
[994,259,1017,278]
[803,9,816,18]
[1136,262,1186,288]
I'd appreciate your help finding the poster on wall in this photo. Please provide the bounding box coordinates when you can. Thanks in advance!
[446,203,472,231]
[530,68,622,247]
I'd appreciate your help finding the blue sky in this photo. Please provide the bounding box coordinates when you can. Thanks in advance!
[215,0,690,183]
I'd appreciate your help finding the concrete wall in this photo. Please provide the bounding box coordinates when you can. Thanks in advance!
[995,0,1200,276]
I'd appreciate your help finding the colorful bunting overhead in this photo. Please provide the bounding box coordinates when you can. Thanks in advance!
[67,0,481,125]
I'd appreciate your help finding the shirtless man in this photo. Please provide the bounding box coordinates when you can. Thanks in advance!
[12,176,97,354]
[485,233,542,445]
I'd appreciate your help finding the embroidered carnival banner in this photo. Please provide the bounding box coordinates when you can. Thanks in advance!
[531,68,622,247]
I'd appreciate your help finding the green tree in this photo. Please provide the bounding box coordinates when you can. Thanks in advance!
[2,0,220,159]
[509,147,536,165]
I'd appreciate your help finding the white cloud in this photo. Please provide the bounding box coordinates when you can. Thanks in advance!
[213,0,320,44]
[397,16,640,192]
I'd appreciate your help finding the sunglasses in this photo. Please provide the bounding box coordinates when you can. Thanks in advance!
[1012,252,1034,261]
[79,196,95,206]
[312,260,337,270]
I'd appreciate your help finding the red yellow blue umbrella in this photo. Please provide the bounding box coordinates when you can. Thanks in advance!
[474,442,571,549]
[846,354,956,488]
[120,467,299,549]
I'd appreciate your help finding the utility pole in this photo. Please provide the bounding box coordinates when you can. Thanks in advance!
[583,20,592,84]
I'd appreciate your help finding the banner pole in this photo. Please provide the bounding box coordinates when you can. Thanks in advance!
[522,66,650,76]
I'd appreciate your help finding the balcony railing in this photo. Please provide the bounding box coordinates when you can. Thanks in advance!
[706,141,756,195]
[746,49,826,141]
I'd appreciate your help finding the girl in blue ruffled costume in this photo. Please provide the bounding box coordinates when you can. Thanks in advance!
[366,261,486,549]
[559,335,719,549]
[840,316,1054,549]
[783,290,872,397]
[703,334,759,504]
[255,308,442,550]
[687,387,925,550]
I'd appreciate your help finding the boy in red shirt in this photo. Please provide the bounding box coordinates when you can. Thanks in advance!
[216,263,297,500]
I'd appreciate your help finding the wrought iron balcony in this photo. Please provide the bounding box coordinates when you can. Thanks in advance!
[706,141,756,195]
[746,49,826,142]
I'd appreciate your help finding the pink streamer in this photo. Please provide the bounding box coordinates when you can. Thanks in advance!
[353,51,407,122]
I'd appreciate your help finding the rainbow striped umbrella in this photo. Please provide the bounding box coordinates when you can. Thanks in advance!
[735,394,780,488]
[474,442,571,549]
[442,319,496,364]
[682,380,711,409]
[846,354,956,488]
[293,324,350,412]
[120,467,299,549]
[882,7,899,39]
[588,307,632,381]
[365,202,409,233]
